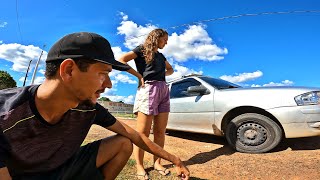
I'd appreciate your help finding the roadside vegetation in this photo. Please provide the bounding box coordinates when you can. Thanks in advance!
[112,112,136,119]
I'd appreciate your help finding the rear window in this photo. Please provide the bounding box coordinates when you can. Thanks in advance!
[199,76,241,89]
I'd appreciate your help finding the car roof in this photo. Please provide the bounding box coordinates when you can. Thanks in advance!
[167,74,204,84]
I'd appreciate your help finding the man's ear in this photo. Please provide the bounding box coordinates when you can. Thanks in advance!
[59,59,76,81]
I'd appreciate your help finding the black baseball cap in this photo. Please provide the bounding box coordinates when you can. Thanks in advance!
[46,32,130,71]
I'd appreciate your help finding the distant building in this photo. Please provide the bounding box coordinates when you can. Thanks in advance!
[98,101,133,114]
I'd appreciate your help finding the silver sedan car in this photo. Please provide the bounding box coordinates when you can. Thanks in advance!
[167,75,320,153]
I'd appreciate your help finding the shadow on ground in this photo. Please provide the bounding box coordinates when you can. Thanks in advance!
[272,136,320,152]
[166,130,320,153]
[184,145,234,166]
[165,130,226,145]
[165,130,236,166]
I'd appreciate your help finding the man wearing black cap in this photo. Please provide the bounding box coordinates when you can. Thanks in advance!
[0,32,190,180]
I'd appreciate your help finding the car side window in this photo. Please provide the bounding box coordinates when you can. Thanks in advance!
[170,78,202,99]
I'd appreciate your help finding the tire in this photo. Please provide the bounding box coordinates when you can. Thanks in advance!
[226,113,282,153]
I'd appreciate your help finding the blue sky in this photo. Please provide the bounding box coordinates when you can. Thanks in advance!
[1,0,319,104]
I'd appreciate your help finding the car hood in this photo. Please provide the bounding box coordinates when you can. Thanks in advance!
[214,86,320,109]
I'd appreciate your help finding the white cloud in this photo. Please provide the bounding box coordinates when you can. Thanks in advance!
[112,46,125,60]
[117,14,228,62]
[100,69,136,104]
[112,46,137,70]
[0,40,3,44]
[220,70,263,83]
[109,68,136,83]
[18,76,27,83]
[18,68,46,85]
[119,12,128,21]
[251,80,294,87]
[100,87,135,104]
[166,64,203,82]
[0,43,47,72]
[0,22,8,28]
[114,74,137,84]
[38,69,45,75]
[117,12,156,49]
[163,25,228,62]
[33,76,45,85]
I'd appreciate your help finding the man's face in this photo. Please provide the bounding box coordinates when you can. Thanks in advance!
[70,62,112,105]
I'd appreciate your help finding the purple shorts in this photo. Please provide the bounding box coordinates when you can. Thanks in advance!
[133,81,170,115]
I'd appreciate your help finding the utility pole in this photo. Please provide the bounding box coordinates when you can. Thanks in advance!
[23,59,32,86]
[31,45,46,85]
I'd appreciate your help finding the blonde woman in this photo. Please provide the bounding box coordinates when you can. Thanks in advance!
[119,29,175,179]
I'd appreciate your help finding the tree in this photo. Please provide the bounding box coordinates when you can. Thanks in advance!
[0,70,17,90]
[98,97,111,101]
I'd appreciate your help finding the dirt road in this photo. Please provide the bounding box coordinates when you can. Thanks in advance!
[85,118,320,180]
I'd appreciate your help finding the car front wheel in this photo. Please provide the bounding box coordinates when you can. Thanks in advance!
[226,113,283,153]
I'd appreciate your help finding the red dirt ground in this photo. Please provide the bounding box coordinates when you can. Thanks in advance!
[85,118,320,180]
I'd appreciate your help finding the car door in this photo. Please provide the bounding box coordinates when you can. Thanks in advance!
[168,78,215,134]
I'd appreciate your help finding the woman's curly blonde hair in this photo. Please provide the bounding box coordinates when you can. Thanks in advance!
[143,28,168,64]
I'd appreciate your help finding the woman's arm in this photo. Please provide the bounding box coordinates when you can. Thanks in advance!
[118,51,144,87]
[165,60,174,76]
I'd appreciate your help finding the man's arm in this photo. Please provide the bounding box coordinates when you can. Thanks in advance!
[106,120,190,179]
[0,167,11,180]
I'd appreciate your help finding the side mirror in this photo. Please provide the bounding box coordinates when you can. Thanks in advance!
[187,85,210,95]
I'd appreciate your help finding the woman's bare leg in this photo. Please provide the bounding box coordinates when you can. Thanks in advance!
[153,112,170,175]
[134,112,153,178]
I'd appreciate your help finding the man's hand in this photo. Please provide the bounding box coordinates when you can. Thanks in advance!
[173,158,190,180]
[0,167,12,180]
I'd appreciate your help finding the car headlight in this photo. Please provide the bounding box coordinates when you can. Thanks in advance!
[295,91,320,106]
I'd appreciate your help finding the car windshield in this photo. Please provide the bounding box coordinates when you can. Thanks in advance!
[199,76,241,89]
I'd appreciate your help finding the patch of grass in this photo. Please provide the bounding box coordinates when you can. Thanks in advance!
[126,159,136,167]
[112,112,136,118]
[115,159,137,180]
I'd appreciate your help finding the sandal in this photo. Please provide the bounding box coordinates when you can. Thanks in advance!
[136,173,150,180]
[154,168,171,176]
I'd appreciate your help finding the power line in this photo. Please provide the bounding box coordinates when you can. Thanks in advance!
[15,0,23,42]
[169,10,320,29]
[23,59,32,86]
[125,10,320,41]
[31,45,46,85]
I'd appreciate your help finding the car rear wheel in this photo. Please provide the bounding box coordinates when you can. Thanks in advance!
[226,113,282,153]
